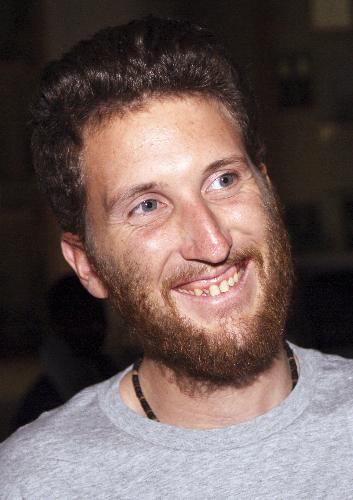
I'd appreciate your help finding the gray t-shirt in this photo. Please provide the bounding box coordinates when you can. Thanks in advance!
[1,344,353,499]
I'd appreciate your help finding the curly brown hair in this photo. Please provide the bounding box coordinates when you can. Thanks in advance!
[31,16,264,237]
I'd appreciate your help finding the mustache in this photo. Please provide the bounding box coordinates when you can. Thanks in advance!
[162,246,264,291]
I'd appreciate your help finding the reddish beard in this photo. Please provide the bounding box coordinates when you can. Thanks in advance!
[86,189,293,391]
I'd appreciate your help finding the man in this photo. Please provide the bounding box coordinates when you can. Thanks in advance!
[1,17,352,499]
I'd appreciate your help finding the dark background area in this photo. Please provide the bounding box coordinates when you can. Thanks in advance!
[1,0,352,441]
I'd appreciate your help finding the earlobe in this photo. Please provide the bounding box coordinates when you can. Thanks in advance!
[61,233,108,299]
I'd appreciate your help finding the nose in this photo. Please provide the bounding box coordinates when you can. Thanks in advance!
[178,201,232,264]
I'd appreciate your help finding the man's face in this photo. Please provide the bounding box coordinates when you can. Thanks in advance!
[81,96,292,388]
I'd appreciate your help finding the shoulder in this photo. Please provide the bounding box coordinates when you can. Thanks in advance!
[294,343,353,376]
[293,343,353,408]
[0,376,119,491]
[293,344,353,449]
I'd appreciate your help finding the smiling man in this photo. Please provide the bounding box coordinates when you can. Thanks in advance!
[1,17,353,499]
[79,95,293,402]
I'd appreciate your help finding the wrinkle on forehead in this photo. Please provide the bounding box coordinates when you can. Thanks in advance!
[82,93,241,152]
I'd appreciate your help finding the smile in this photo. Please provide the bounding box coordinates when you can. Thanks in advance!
[175,260,247,297]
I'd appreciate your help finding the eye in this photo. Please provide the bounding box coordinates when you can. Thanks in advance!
[209,173,235,190]
[131,199,159,215]
[127,195,170,225]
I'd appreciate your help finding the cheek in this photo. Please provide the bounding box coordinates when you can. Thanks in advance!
[119,226,174,279]
[227,195,268,240]
[130,224,172,253]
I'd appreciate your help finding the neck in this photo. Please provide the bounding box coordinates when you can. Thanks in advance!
[119,345,294,429]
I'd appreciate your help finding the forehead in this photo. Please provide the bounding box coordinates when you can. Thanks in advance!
[82,96,250,204]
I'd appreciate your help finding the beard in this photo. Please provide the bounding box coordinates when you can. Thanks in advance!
[86,185,293,392]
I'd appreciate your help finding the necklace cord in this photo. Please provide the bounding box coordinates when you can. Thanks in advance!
[132,342,298,422]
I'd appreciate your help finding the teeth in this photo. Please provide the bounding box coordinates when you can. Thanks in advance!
[179,265,245,297]
[219,280,229,293]
[209,284,221,296]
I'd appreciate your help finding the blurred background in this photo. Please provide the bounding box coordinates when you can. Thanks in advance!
[0,0,352,441]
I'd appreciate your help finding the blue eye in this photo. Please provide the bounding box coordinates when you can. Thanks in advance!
[142,199,157,211]
[133,199,158,214]
[210,173,235,190]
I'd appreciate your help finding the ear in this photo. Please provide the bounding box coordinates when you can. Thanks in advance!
[61,233,108,299]
[259,163,271,185]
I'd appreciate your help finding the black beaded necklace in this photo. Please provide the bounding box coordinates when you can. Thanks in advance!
[132,342,298,422]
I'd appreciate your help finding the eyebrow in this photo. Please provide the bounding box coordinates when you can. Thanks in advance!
[202,155,249,178]
[104,182,164,214]
[103,155,248,215]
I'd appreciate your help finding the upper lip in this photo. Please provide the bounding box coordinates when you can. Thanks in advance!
[172,263,240,290]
